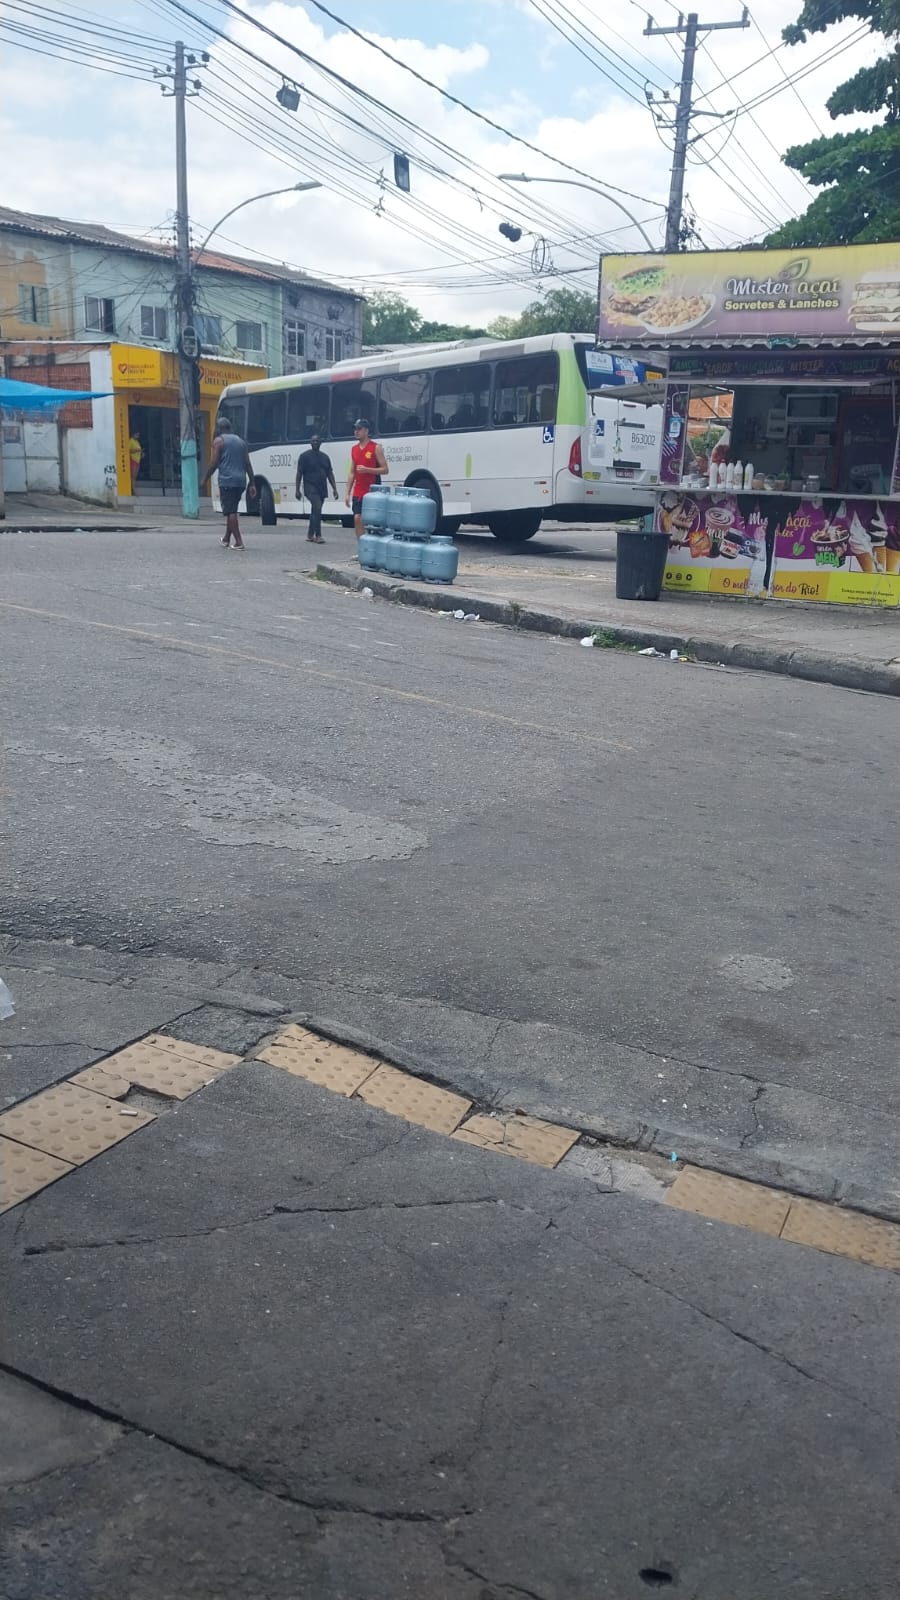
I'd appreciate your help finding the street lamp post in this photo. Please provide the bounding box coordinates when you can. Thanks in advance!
[497,173,657,252]
[192,180,321,265]
[178,179,321,519]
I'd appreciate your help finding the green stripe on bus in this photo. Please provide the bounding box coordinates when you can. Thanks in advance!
[556,346,585,428]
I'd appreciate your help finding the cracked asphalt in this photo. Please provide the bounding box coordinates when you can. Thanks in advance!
[1,524,898,1595]
[2,1055,897,1599]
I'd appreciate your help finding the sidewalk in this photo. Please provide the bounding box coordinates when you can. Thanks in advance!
[1,940,897,1599]
[316,556,900,696]
[1,491,217,527]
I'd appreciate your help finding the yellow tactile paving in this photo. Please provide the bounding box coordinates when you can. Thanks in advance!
[665,1166,792,1237]
[781,1197,900,1272]
[142,1035,241,1072]
[257,1028,379,1096]
[0,1082,155,1165]
[452,1112,579,1169]
[71,1037,241,1102]
[356,1063,471,1135]
[70,1065,136,1099]
[0,1135,73,1213]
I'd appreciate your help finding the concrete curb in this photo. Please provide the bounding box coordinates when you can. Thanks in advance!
[282,1009,900,1225]
[315,563,900,697]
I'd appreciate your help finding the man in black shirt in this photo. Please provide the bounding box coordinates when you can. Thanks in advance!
[295,435,338,543]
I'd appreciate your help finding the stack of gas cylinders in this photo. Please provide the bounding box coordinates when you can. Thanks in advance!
[357,486,459,584]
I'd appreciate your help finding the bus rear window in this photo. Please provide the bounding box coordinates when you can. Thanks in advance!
[492,351,557,428]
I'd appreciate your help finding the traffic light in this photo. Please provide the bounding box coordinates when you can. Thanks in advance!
[499,221,522,242]
[276,80,300,111]
[393,153,411,192]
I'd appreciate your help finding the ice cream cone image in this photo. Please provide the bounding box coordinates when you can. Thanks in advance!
[847,510,875,572]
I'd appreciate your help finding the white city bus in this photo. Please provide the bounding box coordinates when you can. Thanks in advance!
[216,332,663,541]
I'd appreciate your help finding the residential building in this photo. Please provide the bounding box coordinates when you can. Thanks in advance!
[0,205,363,503]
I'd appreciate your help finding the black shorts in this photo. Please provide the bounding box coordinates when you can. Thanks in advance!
[352,495,365,516]
[220,485,243,515]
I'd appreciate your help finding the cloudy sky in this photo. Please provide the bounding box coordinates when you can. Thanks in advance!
[0,0,881,324]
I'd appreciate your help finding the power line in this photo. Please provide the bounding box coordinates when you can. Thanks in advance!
[143,0,650,256]
[209,0,665,210]
[745,5,828,139]
[527,0,655,105]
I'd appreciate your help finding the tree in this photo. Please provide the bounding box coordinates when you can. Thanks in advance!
[765,1,900,247]
[361,291,486,346]
[486,287,596,339]
[362,291,423,345]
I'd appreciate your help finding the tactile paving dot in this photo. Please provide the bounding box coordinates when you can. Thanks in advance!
[356,1064,471,1135]
[257,1029,379,1096]
[452,1112,579,1169]
[0,1135,73,1212]
[782,1198,900,1272]
[0,1082,155,1164]
[665,1166,792,1237]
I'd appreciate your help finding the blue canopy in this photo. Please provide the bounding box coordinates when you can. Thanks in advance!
[0,376,111,412]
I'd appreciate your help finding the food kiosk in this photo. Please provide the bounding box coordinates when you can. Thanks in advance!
[597,244,900,606]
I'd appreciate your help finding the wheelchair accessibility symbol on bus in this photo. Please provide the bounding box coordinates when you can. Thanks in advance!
[542,424,555,443]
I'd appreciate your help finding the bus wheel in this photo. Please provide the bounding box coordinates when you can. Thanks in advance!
[255,480,277,526]
[488,510,542,542]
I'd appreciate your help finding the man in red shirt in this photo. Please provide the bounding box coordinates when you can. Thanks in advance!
[345,417,389,539]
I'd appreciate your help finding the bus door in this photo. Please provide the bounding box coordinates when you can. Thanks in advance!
[585,397,662,487]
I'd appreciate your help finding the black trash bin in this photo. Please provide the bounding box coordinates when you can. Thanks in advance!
[615,526,670,601]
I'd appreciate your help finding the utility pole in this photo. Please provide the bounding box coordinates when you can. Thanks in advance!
[173,41,198,518]
[645,9,749,251]
[156,43,206,517]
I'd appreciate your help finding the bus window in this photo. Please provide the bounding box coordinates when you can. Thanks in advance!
[221,398,247,439]
[247,390,286,448]
[330,380,378,439]
[287,384,329,442]
[378,371,430,435]
[431,363,491,431]
[492,352,558,428]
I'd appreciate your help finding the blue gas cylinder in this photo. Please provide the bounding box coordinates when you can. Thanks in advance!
[372,532,391,570]
[363,487,391,530]
[385,487,413,532]
[396,534,426,579]
[358,530,380,570]
[384,534,405,575]
[389,487,431,533]
[420,533,459,584]
[403,487,437,536]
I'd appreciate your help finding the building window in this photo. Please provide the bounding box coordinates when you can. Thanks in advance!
[285,319,305,359]
[324,329,343,364]
[140,304,168,341]
[194,313,222,349]
[84,295,116,334]
[235,320,264,351]
[18,284,50,325]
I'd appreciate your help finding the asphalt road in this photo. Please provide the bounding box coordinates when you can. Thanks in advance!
[2,520,897,1203]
